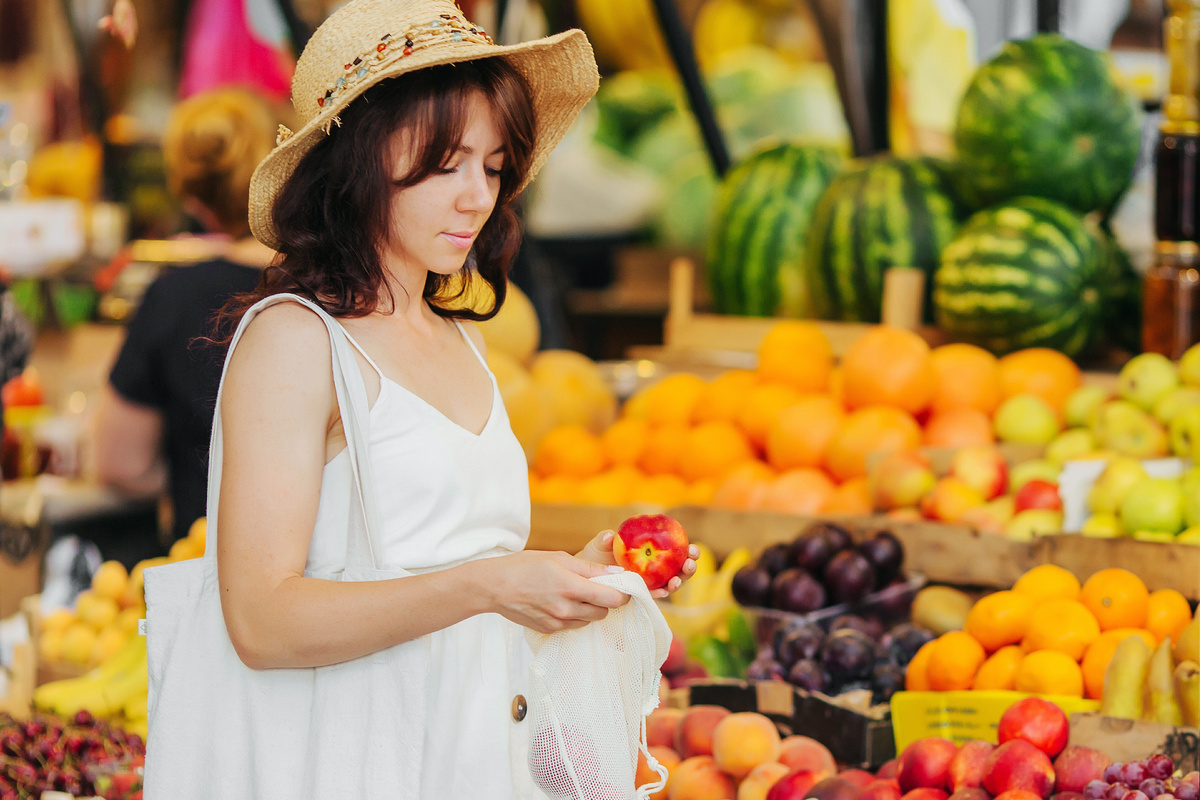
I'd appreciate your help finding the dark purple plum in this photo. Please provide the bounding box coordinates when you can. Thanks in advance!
[1145,756,1174,781]
[879,623,935,667]
[771,568,826,614]
[787,659,829,693]
[731,565,772,607]
[808,521,853,553]
[747,657,787,682]
[871,663,905,704]
[874,575,917,622]
[820,628,874,682]
[788,532,836,573]
[775,623,825,667]
[828,614,873,636]
[759,543,791,577]
[823,550,877,604]
[858,531,905,585]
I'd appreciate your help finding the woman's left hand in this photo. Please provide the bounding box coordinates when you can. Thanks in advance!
[576,530,699,599]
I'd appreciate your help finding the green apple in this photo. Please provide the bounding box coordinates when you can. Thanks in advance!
[1119,476,1185,534]
[1118,352,1180,411]
[1081,512,1123,537]
[1004,509,1064,542]
[1064,385,1111,429]
[1180,342,1200,387]
[1186,472,1200,529]
[1010,459,1063,493]
[1170,404,1200,460]
[1178,526,1200,545]
[994,394,1062,445]
[1044,428,1097,464]
[1133,530,1179,543]
[1094,400,1171,459]
[1087,456,1149,515]
[1153,386,1200,425]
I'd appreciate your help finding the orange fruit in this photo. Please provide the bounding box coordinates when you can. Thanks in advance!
[905,640,936,691]
[645,374,708,427]
[533,425,607,478]
[841,327,935,414]
[926,631,987,691]
[973,645,1025,691]
[929,343,1002,415]
[711,460,775,511]
[576,467,641,506]
[623,386,651,419]
[532,474,580,503]
[686,478,718,506]
[1145,589,1193,643]
[601,417,651,467]
[628,473,690,508]
[829,367,845,407]
[822,477,873,515]
[1080,628,1158,700]
[1015,649,1085,697]
[765,396,846,471]
[736,383,805,449]
[923,408,996,448]
[998,348,1082,413]
[757,321,834,393]
[692,370,758,424]
[1012,564,1081,603]
[1022,599,1100,661]
[759,468,837,515]
[638,424,690,476]
[678,421,755,483]
[1079,568,1149,631]
[825,406,922,482]
[966,591,1036,652]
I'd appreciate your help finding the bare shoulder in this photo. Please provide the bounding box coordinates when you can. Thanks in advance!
[459,318,487,357]
[223,300,333,403]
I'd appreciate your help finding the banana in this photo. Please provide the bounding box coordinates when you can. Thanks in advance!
[123,691,148,721]
[34,635,147,717]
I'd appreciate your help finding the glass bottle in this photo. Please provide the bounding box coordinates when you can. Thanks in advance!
[1142,242,1200,358]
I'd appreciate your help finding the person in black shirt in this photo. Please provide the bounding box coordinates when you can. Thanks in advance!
[95,88,278,543]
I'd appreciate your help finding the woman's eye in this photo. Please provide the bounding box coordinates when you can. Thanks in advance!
[437,165,458,174]
[485,166,503,177]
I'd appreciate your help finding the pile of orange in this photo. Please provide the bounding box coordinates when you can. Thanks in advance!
[528,321,1084,512]
[905,565,1193,701]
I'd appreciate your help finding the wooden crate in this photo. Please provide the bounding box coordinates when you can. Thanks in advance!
[0,641,34,719]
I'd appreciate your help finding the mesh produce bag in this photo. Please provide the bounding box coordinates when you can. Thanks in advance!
[524,571,673,800]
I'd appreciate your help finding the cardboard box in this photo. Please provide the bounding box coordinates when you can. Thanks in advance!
[1069,712,1199,771]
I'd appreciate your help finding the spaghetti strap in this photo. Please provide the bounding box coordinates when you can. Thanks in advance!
[335,321,386,382]
[454,321,489,370]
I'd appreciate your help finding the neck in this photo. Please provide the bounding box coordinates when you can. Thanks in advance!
[221,236,276,268]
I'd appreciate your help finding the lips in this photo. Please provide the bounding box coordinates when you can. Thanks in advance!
[441,231,475,249]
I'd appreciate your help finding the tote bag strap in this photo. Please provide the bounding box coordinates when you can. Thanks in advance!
[204,293,385,572]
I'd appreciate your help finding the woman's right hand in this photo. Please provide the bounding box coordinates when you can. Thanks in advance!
[475,551,631,634]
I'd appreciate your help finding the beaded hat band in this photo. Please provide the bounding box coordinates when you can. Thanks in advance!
[249,0,598,250]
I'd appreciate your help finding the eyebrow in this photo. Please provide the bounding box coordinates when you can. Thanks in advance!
[457,145,506,156]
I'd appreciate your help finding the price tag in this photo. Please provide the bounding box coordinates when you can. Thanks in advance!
[138,618,146,636]
[0,199,86,274]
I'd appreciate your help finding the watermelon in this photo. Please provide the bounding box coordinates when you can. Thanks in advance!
[706,142,841,316]
[802,155,962,323]
[954,34,1142,214]
[933,197,1104,357]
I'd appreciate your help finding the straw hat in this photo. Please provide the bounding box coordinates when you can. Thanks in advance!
[248,0,598,249]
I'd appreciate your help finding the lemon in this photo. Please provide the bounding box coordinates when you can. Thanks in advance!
[40,608,77,634]
[60,622,98,664]
[38,628,65,662]
[169,536,204,562]
[90,626,129,665]
[187,516,207,546]
[75,590,119,629]
[91,560,129,601]
[116,607,144,636]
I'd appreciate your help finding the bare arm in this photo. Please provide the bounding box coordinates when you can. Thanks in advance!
[217,304,630,670]
[93,385,167,496]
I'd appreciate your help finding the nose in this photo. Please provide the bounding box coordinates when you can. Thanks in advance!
[457,162,496,214]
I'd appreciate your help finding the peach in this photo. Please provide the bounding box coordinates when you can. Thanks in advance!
[676,706,732,760]
[777,736,836,777]
[920,477,986,523]
[901,790,950,800]
[949,445,1009,500]
[877,761,900,780]
[1051,747,1110,794]
[809,776,865,800]
[841,770,878,789]
[870,451,937,510]
[767,770,824,800]
[948,790,992,800]
[738,763,792,800]
[712,713,782,779]
[983,740,1055,798]
[664,634,687,675]
[639,746,682,800]
[898,737,958,792]
[649,708,685,749]
[997,697,1069,758]
[668,755,737,800]
[860,780,904,800]
[948,740,995,792]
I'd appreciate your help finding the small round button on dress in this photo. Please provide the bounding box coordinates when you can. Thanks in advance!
[511,694,527,722]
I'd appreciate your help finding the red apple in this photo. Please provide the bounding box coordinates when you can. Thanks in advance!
[948,790,992,800]
[1013,480,1063,514]
[902,790,950,800]
[877,761,900,780]
[841,770,879,789]
[769,770,825,800]
[898,738,958,792]
[1051,747,1110,793]
[983,740,1055,798]
[997,697,1069,758]
[614,514,690,591]
[949,740,996,792]
[950,445,1009,500]
[663,634,686,675]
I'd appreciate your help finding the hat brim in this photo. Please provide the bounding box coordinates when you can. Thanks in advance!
[249,28,597,250]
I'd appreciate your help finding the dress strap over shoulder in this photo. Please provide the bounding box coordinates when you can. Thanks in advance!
[454,320,488,371]
[334,322,386,382]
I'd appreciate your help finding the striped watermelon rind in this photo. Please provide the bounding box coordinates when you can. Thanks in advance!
[706,142,841,316]
[802,155,963,323]
[954,33,1142,214]
[933,196,1104,357]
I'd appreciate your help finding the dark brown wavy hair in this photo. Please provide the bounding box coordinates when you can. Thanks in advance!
[214,57,536,338]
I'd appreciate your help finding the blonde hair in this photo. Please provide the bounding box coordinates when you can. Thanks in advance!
[164,89,277,237]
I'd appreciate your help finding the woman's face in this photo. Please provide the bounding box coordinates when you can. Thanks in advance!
[384,90,505,280]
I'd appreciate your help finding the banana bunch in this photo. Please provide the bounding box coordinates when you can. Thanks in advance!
[34,633,148,736]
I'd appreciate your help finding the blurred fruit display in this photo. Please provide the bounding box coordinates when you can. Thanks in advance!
[0,710,144,799]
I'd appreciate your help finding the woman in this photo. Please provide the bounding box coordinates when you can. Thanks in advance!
[95,88,278,545]
[146,1,696,797]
